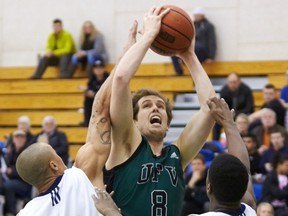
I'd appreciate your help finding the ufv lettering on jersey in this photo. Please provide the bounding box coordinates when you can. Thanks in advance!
[137,163,178,186]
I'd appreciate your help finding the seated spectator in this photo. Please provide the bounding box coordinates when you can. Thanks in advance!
[32,116,69,165]
[249,84,286,127]
[236,113,250,136]
[242,133,262,177]
[80,57,109,127]
[260,129,288,174]
[213,73,254,140]
[30,19,76,79]
[280,68,288,128]
[68,21,109,77]
[5,116,34,149]
[181,154,209,215]
[260,153,288,215]
[257,202,274,216]
[1,130,32,216]
[251,108,288,155]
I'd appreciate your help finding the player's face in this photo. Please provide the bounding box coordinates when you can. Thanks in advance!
[49,146,67,173]
[135,95,168,140]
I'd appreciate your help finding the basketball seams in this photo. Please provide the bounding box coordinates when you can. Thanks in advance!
[168,8,194,30]
[152,39,189,52]
[161,22,192,43]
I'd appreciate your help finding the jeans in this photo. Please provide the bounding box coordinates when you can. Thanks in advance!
[32,54,72,78]
[3,179,31,214]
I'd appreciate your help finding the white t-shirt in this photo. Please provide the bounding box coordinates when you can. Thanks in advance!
[18,167,100,216]
[189,203,256,216]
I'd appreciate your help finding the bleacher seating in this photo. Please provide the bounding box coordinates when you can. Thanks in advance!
[0,60,287,160]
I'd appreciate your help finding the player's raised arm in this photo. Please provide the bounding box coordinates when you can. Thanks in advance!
[74,21,138,188]
[207,97,256,210]
[106,7,170,169]
[175,37,216,168]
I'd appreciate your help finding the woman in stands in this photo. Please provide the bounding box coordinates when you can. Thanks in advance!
[260,153,288,215]
[68,21,108,77]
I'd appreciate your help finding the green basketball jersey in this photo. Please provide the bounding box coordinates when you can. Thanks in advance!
[106,137,185,216]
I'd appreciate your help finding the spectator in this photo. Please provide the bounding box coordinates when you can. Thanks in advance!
[80,56,109,127]
[181,154,209,215]
[1,130,31,216]
[236,113,250,136]
[249,84,286,127]
[257,202,274,216]
[213,73,254,140]
[251,108,288,155]
[193,7,216,63]
[170,7,217,75]
[260,153,288,215]
[280,68,288,127]
[5,116,34,149]
[32,116,69,165]
[30,19,76,79]
[242,133,262,176]
[67,21,109,78]
[260,129,288,174]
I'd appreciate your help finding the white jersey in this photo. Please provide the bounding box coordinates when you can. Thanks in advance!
[18,167,100,216]
[189,203,256,216]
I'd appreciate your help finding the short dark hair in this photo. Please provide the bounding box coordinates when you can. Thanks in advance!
[132,89,173,125]
[269,127,284,137]
[53,19,62,24]
[272,153,288,170]
[241,133,259,147]
[264,83,275,90]
[209,154,249,203]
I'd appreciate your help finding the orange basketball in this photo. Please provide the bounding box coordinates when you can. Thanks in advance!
[151,5,194,56]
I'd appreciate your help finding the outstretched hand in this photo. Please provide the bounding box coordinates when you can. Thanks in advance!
[207,97,234,126]
[141,6,170,38]
[92,187,121,216]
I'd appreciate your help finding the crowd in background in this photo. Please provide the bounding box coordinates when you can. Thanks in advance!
[1,7,288,216]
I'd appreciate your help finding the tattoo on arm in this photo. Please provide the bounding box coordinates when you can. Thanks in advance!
[94,117,111,145]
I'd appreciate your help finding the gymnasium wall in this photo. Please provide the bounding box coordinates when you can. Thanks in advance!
[0,0,287,67]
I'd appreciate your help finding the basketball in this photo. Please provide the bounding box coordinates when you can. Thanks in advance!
[150,5,194,56]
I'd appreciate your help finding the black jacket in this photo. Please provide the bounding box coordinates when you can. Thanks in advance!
[194,18,216,59]
[220,82,254,116]
[33,129,69,165]
[260,170,288,204]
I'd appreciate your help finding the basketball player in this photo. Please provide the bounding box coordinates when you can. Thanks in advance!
[188,97,257,215]
[15,21,138,216]
[105,6,216,216]
[94,98,257,216]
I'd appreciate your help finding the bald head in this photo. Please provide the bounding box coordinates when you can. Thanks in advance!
[16,143,55,187]
[227,73,241,92]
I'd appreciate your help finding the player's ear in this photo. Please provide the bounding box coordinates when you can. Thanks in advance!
[50,161,59,171]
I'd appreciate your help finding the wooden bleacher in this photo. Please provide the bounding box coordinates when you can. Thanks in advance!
[0,60,287,159]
